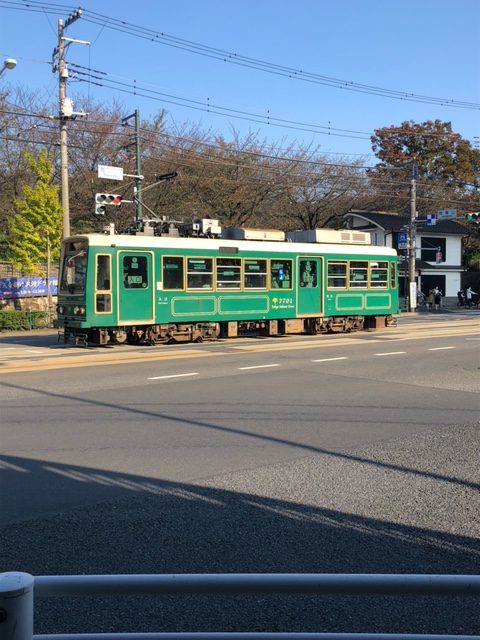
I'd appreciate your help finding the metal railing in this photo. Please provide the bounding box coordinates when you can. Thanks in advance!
[2,572,480,640]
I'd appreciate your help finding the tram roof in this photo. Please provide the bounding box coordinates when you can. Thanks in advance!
[65,233,397,257]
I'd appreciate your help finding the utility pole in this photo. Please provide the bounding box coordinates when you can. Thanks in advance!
[122,110,143,223]
[134,110,143,223]
[54,8,84,239]
[407,162,418,312]
[46,230,52,321]
[57,19,70,239]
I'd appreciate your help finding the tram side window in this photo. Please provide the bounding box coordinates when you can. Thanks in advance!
[216,258,241,289]
[370,261,388,288]
[299,260,317,288]
[271,259,292,289]
[123,256,148,289]
[390,262,397,289]
[244,259,267,289]
[327,261,347,288]
[95,255,112,313]
[187,258,213,289]
[163,256,184,290]
[349,261,368,287]
[96,255,111,290]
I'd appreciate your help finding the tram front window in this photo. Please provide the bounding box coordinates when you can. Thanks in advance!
[60,244,88,294]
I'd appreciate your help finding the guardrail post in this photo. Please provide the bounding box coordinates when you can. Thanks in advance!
[0,572,34,640]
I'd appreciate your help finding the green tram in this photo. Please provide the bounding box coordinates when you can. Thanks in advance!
[55,226,399,346]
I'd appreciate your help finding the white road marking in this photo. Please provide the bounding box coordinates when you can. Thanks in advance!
[238,364,280,370]
[374,351,406,356]
[312,357,349,363]
[148,372,199,380]
[428,346,456,351]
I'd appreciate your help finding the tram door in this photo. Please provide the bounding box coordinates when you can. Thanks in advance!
[118,251,154,323]
[297,257,322,315]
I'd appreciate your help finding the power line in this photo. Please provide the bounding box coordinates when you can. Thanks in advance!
[1,106,478,197]
[71,69,372,142]
[2,0,479,111]
[78,10,480,111]
[70,65,480,151]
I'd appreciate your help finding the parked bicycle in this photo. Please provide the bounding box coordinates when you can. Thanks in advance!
[417,291,428,310]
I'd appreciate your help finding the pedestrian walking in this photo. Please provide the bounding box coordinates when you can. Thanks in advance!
[465,286,477,308]
[433,286,442,310]
[427,289,435,310]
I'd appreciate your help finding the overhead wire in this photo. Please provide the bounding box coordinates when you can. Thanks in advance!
[1,0,478,113]
[2,0,478,170]
[70,69,372,142]
[76,8,480,111]
[1,105,477,200]
[0,127,469,208]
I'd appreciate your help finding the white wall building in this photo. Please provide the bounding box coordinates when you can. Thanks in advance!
[343,210,467,300]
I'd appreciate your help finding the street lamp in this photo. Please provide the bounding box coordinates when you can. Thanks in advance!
[0,58,17,78]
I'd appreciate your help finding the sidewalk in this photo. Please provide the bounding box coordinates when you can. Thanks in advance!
[415,305,480,315]
[0,327,59,339]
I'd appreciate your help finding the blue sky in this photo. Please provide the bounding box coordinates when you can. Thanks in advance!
[1,0,479,162]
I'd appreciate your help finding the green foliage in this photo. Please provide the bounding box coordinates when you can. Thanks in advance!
[8,150,62,274]
[465,250,480,270]
[0,309,50,331]
[371,120,480,188]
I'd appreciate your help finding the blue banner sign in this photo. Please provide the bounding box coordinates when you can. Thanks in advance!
[397,232,408,250]
[0,276,58,299]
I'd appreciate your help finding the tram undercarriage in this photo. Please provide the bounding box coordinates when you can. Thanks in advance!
[62,314,395,346]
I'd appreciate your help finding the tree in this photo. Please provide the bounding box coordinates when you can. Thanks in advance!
[0,87,55,236]
[8,150,62,273]
[367,120,480,215]
[371,120,479,183]
[281,154,366,230]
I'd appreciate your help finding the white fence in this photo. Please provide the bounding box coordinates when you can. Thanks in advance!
[2,572,480,640]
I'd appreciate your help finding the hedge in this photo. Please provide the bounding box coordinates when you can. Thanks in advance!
[0,309,52,331]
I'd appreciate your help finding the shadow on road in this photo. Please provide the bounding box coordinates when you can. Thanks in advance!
[1,453,479,635]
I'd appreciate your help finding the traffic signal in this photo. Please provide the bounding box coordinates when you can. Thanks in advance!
[94,193,123,215]
[466,212,480,224]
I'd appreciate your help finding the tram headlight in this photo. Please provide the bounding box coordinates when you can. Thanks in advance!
[56,305,65,315]
[73,306,85,316]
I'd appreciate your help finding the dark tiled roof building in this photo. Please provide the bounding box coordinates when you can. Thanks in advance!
[343,210,467,300]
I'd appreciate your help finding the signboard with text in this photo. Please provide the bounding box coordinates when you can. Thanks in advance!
[98,165,124,181]
[0,276,58,299]
[437,209,457,220]
[397,231,408,249]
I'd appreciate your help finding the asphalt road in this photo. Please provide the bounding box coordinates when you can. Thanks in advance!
[0,314,479,635]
